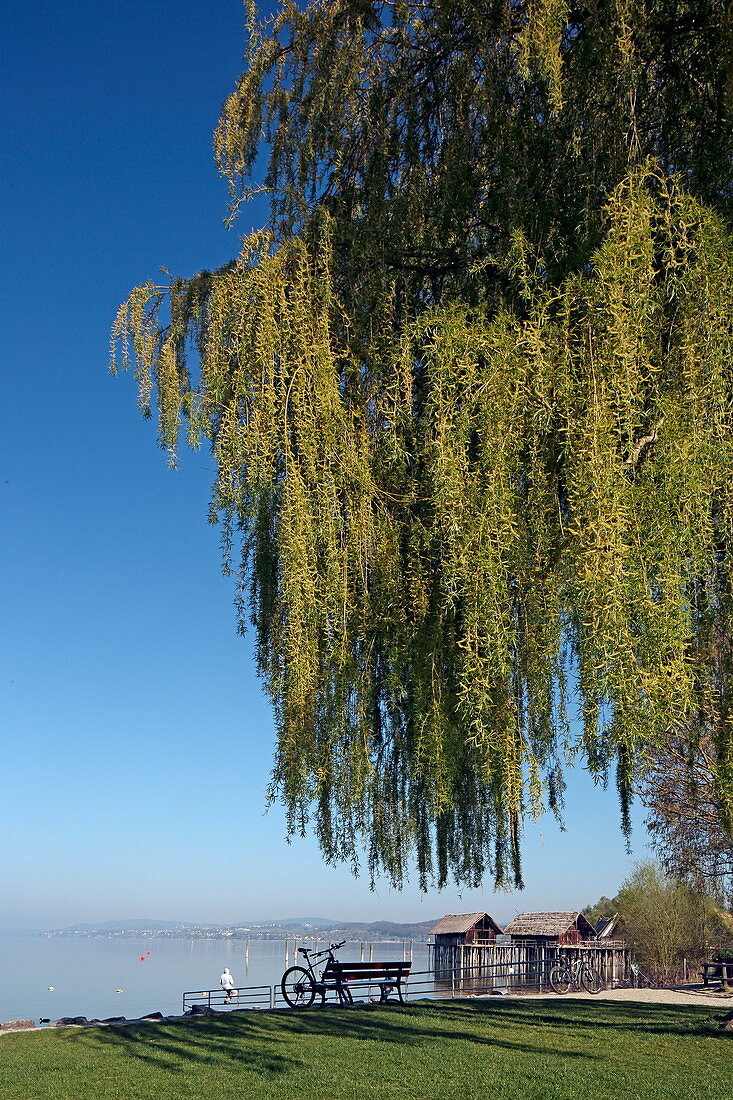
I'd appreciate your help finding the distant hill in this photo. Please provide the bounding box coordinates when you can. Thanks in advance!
[46,916,438,940]
[57,919,200,932]
[251,918,336,930]
[327,919,437,940]
[237,918,438,940]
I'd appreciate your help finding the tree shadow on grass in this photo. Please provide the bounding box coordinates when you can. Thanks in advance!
[70,1000,602,1077]
[458,996,726,1039]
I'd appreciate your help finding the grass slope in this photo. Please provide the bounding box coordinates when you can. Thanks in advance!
[0,998,731,1100]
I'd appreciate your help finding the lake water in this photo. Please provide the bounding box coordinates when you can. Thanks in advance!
[0,935,431,1024]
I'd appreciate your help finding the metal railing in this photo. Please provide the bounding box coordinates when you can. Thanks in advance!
[182,985,273,1013]
[410,958,555,997]
[183,957,574,1013]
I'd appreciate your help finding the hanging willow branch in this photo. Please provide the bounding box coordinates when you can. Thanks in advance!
[113,1,733,889]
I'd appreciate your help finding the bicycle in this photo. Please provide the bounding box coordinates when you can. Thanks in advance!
[549,952,603,994]
[280,941,352,1008]
[627,962,654,988]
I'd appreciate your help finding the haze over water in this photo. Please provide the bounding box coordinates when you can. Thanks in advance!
[0,934,429,1024]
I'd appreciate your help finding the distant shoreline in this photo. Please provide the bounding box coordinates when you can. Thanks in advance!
[39,919,437,942]
[41,929,431,942]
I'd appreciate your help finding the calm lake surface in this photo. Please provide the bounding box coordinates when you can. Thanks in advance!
[0,934,430,1024]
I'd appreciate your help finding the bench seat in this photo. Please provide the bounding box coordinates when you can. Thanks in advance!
[702,961,733,986]
[321,960,412,1004]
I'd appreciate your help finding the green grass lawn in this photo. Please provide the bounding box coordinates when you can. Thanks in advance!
[0,998,731,1100]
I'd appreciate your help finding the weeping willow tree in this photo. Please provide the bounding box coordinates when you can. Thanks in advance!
[113,0,733,889]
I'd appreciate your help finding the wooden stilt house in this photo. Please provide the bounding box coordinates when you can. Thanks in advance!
[429,909,628,990]
[502,911,597,944]
[429,912,503,974]
[595,913,623,939]
[497,910,626,987]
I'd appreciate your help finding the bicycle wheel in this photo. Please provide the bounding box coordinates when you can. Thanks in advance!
[281,966,316,1008]
[549,966,572,994]
[580,964,603,994]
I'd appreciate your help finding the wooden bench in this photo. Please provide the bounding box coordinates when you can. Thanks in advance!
[321,960,412,1004]
[702,961,733,986]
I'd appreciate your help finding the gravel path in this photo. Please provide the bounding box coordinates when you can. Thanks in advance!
[505,984,733,1008]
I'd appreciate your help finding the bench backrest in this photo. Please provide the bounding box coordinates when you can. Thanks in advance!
[322,960,411,982]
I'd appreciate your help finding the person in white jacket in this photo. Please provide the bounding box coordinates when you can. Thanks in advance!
[220,967,236,1001]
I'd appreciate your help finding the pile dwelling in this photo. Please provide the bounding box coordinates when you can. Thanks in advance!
[429,911,628,990]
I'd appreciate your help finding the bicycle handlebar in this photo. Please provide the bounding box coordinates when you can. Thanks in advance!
[297,940,346,959]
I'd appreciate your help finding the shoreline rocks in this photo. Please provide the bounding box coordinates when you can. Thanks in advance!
[1,1011,172,1033]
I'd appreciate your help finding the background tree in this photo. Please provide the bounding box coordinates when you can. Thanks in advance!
[641,729,733,905]
[114,1,733,889]
[582,894,622,928]
[616,863,731,982]
[639,618,733,902]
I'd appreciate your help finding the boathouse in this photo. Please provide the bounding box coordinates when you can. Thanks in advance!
[595,913,623,939]
[429,908,628,990]
[429,913,504,976]
[431,912,503,948]
[496,911,626,988]
[502,911,597,944]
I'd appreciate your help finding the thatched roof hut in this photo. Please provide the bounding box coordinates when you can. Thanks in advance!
[503,911,596,944]
[430,912,503,945]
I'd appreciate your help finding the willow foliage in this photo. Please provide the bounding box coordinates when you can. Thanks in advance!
[113,1,733,888]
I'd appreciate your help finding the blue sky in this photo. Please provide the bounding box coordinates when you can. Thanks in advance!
[1,1,651,932]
